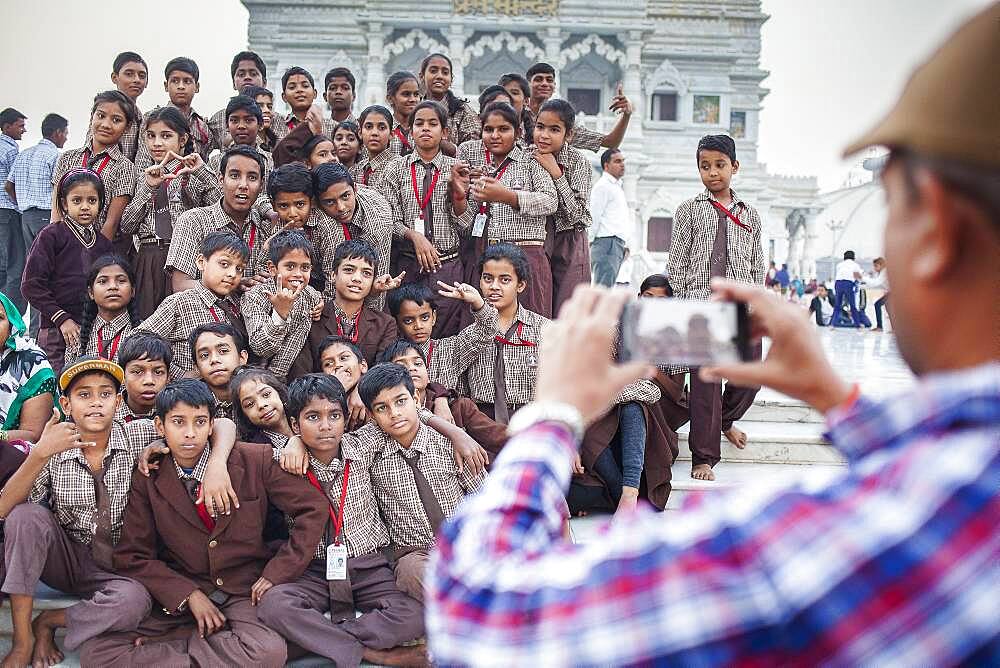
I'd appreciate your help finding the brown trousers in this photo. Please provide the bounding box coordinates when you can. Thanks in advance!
[37,326,66,377]
[0,503,151,650]
[393,549,429,603]
[133,242,170,320]
[392,252,468,339]
[546,223,591,317]
[257,555,424,667]
[80,595,286,668]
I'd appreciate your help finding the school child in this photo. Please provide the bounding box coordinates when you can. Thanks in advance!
[498,72,534,145]
[243,85,280,152]
[115,333,172,423]
[333,120,362,172]
[80,378,328,667]
[302,133,336,168]
[352,105,397,191]
[63,255,138,368]
[639,272,672,298]
[136,57,213,168]
[274,66,320,141]
[120,105,222,318]
[242,230,323,379]
[463,243,547,423]
[166,145,272,293]
[138,231,249,378]
[668,134,765,480]
[208,96,275,221]
[533,98,594,315]
[208,51,271,151]
[459,101,558,317]
[0,358,159,668]
[252,373,427,667]
[385,71,420,157]
[356,363,487,601]
[419,53,481,154]
[310,163,394,304]
[523,62,633,152]
[386,282,499,390]
[266,163,324,294]
[323,66,359,125]
[108,51,149,161]
[383,100,473,337]
[382,340,508,463]
[478,85,513,111]
[290,239,398,378]
[50,91,139,247]
[23,170,115,376]
[230,367,294,447]
[188,322,250,420]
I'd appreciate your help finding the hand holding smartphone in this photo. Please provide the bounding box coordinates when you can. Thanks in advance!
[618,297,751,366]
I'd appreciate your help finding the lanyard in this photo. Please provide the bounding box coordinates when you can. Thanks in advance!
[96,328,122,360]
[209,303,236,323]
[81,150,111,175]
[710,200,750,232]
[335,310,361,343]
[426,340,434,370]
[193,483,216,531]
[247,224,256,248]
[306,461,351,546]
[494,321,536,347]
[480,150,513,214]
[341,222,352,241]
[410,162,440,216]
[363,165,372,185]
[393,126,411,150]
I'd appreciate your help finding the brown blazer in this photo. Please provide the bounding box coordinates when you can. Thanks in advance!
[113,442,327,612]
[289,303,398,379]
[424,384,509,462]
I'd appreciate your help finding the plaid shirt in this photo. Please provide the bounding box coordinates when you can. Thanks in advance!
[135,106,213,168]
[464,305,548,406]
[613,378,661,406]
[383,150,473,254]
[415,302,499,390]
[173,444,211,484]
[524,108,604,153]
[136,283,243,378]
[27,419,159,545]
[207,107,286,152]
[0,134,19,210]
[447,102,481,148]
[350,148,397,193]
[166,199,271,281]
[273,436,392,559]
[120,159,222,240]
[428,363,1000,666]
[273,114,350,142]
[356,422,486,549]
[668,189,766,300]
[208,147,274,219]
[388,126,413,157]
[7,138,58,212]
[53,143,139,229]
[63,311,136,368]
[457,140,558,242]
[547,143,593,232]
[241,279,323,379]
[115,400,154,424]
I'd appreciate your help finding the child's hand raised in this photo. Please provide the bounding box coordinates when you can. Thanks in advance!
[168,152,204,179]
[310,298,324,322]
[437,281,484,309]
[609,84,634,116]
[266,274,302,320]
[372,271,406,293]
[34,408,94,459]
[306,104,326,137]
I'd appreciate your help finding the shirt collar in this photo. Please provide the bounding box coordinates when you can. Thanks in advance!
[208,199,262,232]
[696,188,744,208]
[194,282,235,308]
[0,134,17,149]
[174,445,211,481]
[406,150,447,170]
[84,139,125,163]
[600,171,621,186]
[309,452,346,478]
[38,138,57,150]
[96,311,133,337]
[379,423,430,460]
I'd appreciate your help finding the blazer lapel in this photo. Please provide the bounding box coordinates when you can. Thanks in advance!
[154,464,210,535]
[208,457,245,538]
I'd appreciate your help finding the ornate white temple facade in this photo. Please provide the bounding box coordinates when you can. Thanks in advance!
[243,0,821,282]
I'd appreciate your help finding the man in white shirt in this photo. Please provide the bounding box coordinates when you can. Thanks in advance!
[830,250,864,327]
[589,149,631,286]
[865,256,891,331]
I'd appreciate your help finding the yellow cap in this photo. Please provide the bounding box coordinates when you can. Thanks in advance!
[59,356,125,392]
[843,3,1000,167]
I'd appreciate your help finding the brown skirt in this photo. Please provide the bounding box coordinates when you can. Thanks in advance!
[133,243,171,321]
[392,248,468,339]
[547,223,591,317]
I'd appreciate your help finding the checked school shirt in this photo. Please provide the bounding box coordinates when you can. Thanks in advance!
[427,363,1000,666]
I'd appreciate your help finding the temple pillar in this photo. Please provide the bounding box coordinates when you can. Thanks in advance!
[447,23,468,98]
[364,23,386,106]
[623,30,644,139]
[543,27,563,94]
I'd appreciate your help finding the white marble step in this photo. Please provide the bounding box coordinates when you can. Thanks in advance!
[742,394,824,424]
[676,420,844,465]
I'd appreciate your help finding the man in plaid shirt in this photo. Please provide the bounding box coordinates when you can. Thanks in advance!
[427,8,1000,663]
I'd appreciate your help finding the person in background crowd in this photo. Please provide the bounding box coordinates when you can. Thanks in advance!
[0,290,56,444]
[809,283,835,326]
[0,108,27,323]
[774,262,790,294]
[866,256,891,331]
[830,249,864,327]
[588,148,630,287]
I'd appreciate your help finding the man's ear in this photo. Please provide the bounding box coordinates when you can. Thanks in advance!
[267,260,277,277]
[58,394,71,417]
[238,350,249,365]
[111,72,120,86]
[360,359,369,374]
[163,81,169,94]
[911,169,963,283]
[516,280,527,295]
[153,415,165,437]
[194,82,201,95]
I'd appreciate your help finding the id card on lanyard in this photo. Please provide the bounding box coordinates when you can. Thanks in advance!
[472,151,512,238]
[306,463,352,581]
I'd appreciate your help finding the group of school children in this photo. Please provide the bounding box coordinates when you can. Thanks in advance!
[0,45,766,667]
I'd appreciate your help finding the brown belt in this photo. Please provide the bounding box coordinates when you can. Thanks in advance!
[437,251,459,263]
[488,239,544,247]
[138,237,170,247]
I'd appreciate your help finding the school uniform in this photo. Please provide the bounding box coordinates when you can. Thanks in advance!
[445,100,481,148]
[166,199,272,282]
[668,189,765,469]
[388,125,413,157]
[213,397,236,421]
[241,278,323,380]
[273,113,349,144]
[136,283,246,378]
[208,146,275,220]
[350,147,397,193]
[464,304,547,424]
[208,108,286,154]
[384,150,473,338]
[523,108,605,153]
[21,218,115,376]
[289,301,398,379]
[63,311,136,369]
[258,437,424,666]
[544,142,594,315]
[81,442,328,667]
[412,301,499,391]
[0,420,159,651]
[84,104,142,163]
[52,142,139,259]
[135,106,213,169]
[458,140,559,318]
[424,383,507,462]
[354,421,486,601]
[114,399,154,424]
[120,158,222,318]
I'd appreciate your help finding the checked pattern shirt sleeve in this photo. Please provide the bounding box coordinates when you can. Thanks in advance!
[241,281,322,379]
[428,364,1000,666]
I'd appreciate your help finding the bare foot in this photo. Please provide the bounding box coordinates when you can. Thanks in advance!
[723,425,748,449]
[691,464,715,481]
[363,644,430,667]
[871,327,883,332]
[614,487,639,517]
[29,611,63,668]
[1,640,34,668]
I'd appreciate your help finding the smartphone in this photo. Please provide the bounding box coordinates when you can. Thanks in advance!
[618,298,751,366]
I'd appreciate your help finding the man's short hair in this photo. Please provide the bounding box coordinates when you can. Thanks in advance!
[386,284,437,317]
[324,67,356,93]
[0,108,26,127]
[282,66,315,91]
[40,114,68,139]
[225,95,263,125]
[113,51,147,74]
[187,322,247,362]
[231,51,267,81]
[696,134,737,164]
[600,148,621,169]
[200,230,249,263]
[526,62,556,79]
[286,373,348,420]
[164,57,200,82]
[219,144,265,179]
[119,333,173,369]
[843,250,856,260]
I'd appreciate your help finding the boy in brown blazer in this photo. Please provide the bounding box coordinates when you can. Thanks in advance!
[80,379,328,667]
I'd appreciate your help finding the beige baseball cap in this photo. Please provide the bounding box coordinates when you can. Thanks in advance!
[843,3,1000,167]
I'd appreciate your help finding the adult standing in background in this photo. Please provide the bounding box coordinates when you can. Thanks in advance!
[589,148,631,286]
[0,108,27,323]
[830,249,864,327]
[866,256,891,331]
[5,114,67,336]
